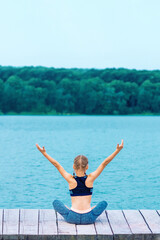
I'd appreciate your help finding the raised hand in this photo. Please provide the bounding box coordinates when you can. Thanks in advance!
[116,139,124,151]
[36,143,46,154]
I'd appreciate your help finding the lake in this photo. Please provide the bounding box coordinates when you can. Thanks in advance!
[0,115,159,209]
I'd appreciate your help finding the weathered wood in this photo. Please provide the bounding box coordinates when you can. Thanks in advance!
[106,210,132,234]
[3,209,19,240]
[155,211,160,240]
[106,210,132,240]
[123,209,152,240]
[76,221,96,240]
[0,209,3,237]
[57,212,76,240]
[94,211,113,240]
[140,210,160,234]
[0,209,160,240]
[39,209,57,240]
[19,209,39,240]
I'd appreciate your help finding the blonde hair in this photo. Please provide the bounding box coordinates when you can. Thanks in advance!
[73,155,88,171]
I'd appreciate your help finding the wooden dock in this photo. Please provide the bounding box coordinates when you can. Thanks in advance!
[0,209,160,240]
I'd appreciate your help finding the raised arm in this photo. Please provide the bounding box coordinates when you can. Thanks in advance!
[35,143,73,183]
[88,139,124,182]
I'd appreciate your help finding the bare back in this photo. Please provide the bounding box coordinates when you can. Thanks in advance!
[69,175,93,210]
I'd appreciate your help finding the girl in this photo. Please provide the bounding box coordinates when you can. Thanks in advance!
[36,139,123,224]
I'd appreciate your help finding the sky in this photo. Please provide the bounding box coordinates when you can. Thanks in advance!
[0,0,160,70]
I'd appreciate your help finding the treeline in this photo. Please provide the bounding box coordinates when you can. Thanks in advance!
[0,66,160,115]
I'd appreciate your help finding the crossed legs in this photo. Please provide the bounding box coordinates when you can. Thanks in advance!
[52,199,108,224]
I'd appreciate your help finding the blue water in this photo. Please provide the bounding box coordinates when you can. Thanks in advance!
[0,115,159,209]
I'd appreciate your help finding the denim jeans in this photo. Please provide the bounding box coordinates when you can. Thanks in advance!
[52,199,108,224]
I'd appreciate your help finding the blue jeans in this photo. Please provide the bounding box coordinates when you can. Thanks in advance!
[52,200,108,224]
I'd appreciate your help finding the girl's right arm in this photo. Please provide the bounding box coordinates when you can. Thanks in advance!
[88,139,124,182]
[35,144,73,183]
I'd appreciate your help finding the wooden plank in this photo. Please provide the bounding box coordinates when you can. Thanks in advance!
[106,210,132,240]
[19,209,38,240]
[94,211,113,240]
[76,224,96,240]
[39,209,57,238]
[155,211,160,240]
[57,212,76,240]
[140,210,160,234]
[123,210,152,234]
[123,210,152,240]
[76,221,96,240]
[0,209,3,239]
[3,209,19,240]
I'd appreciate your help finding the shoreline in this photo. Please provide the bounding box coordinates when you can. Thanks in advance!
[0,112,160,116]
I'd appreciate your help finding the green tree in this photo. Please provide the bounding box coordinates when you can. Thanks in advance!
[2,75,24,113]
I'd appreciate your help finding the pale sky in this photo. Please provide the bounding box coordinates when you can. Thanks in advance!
[0,0,160,70]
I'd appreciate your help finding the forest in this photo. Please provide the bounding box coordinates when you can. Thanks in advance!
[0,65,160,115]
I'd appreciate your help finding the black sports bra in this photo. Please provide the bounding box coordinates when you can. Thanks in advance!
[69,175,93,197]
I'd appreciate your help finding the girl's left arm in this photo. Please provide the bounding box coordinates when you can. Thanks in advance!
[36,144,73,183]
[87,139,124,182]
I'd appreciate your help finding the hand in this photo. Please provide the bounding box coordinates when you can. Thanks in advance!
[116,139,124,151]
[36,143,46,154]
